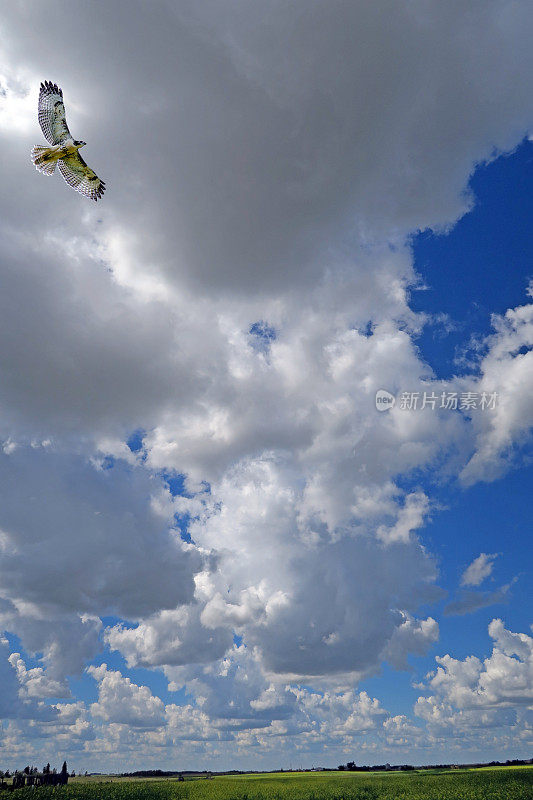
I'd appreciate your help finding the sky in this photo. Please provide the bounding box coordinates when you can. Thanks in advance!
[0,0,532,773]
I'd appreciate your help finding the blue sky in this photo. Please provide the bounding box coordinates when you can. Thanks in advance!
[0,0,532,774]
[412,138,533,379]
[411,136,532,635]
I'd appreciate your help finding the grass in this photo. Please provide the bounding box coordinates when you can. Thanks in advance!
[10,766,533,800]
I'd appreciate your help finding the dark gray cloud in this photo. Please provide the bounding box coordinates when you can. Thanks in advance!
[2,1,533,296]
[0,446,203,678]
[444,582,514,617]
[0,447,201,618]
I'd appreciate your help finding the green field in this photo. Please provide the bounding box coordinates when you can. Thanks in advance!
[9,767,533,800]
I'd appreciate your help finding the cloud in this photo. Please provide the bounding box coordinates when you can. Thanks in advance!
[459,295,533,485]
[444,582,515,617]
[0,0,532,439]
[105,606,233,669]
[150,455,442,681]
[88,664,166,728]
[376,491,431,545]
[383,714,425,747]
[381,613,439,670]
[165,645,298,728]
[8,652,69,698]
[461,553,500,587]
[0,638,58,722]
[165,645,390,741]
[0,446,203,680]
[414,620,533,742]
[4,0,531,298]
[443,554,518,617]
[2,622,532,767]
[0,0,532,766]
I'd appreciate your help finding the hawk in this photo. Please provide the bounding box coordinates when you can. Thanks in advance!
[31,81,106,201]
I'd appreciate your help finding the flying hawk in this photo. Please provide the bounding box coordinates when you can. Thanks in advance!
[31,81,106,201]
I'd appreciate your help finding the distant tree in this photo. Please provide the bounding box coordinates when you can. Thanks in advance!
[61,762,68,777]
[71,771,76,777]
[337,765,345,771]
[23,766,30,775]
[44,763,50,775]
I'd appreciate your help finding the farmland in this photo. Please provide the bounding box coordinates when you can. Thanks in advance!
[8,767,533,800]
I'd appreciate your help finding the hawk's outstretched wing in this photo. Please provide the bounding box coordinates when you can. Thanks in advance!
[38,81,72,145]
[58,152,106,201]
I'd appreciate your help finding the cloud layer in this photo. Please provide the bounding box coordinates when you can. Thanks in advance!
[0,0,531,769]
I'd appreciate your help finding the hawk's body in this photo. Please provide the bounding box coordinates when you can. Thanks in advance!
[31,81,105,201]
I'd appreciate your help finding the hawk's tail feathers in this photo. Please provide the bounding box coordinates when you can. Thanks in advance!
[31,145,57,175]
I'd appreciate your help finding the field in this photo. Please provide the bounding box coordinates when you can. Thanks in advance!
[9,767,533,800]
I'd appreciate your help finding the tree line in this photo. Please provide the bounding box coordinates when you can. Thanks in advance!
[0,762,73,790]
[337,758,533,772]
